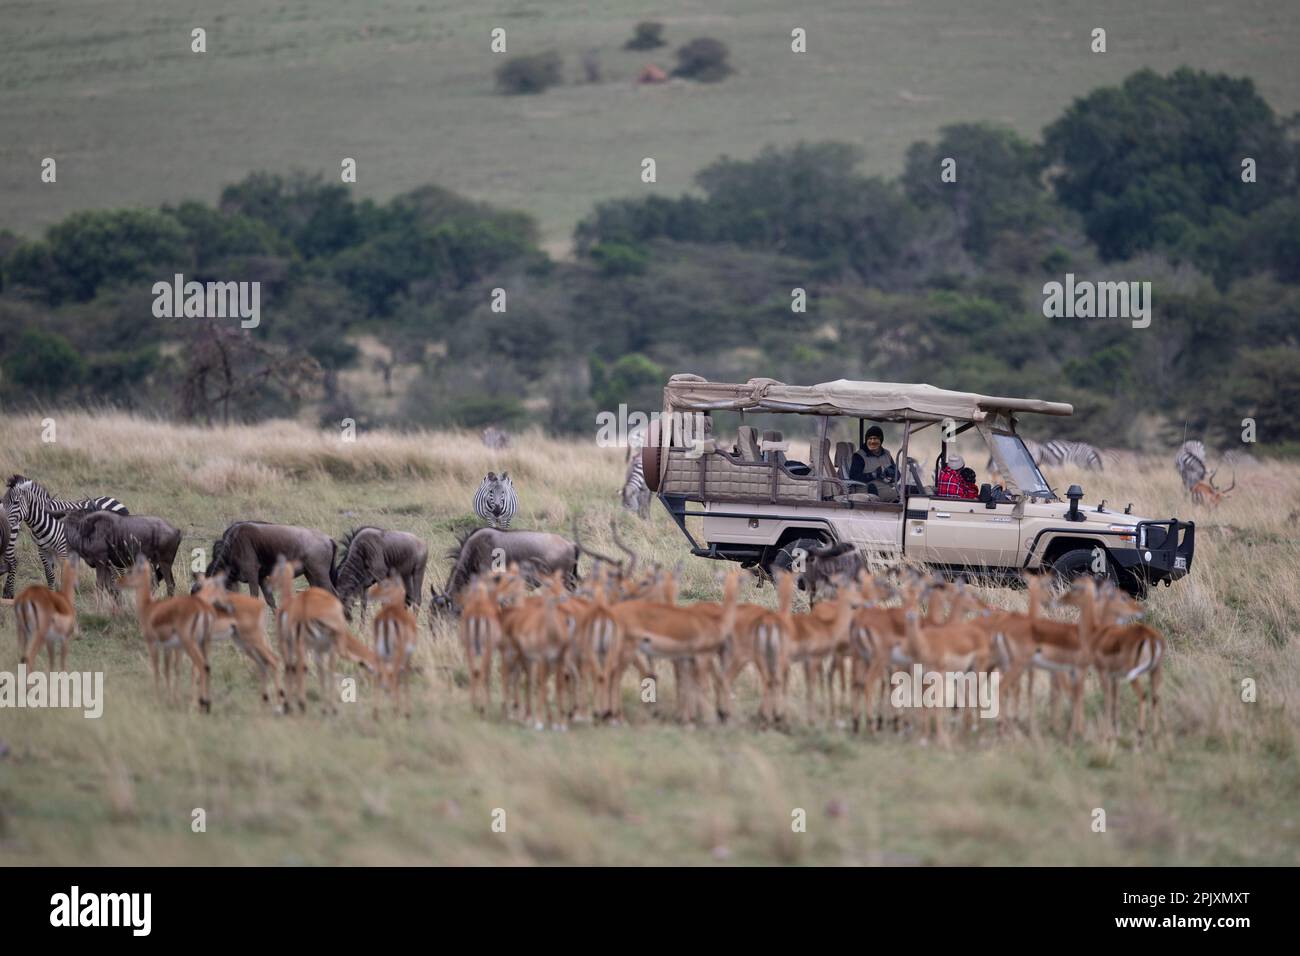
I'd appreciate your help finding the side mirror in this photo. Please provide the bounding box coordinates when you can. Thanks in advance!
[980,483,995,508]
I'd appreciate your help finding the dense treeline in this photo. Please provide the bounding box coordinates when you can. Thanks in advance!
[1,68,1297,451]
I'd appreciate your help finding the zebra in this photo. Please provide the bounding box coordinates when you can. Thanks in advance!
[1175,440,1207,491]
[481,426,511,450]
[621,453,651,520]
[1039,439,1104,471]
[2,474,129,598]
[473,472,517,530]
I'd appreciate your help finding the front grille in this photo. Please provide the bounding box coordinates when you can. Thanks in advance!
[1143,525,1169,550]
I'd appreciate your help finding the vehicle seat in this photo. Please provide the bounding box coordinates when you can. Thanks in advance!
[834,441,854,479]
[761,430,787,467]
[736,426,762,462]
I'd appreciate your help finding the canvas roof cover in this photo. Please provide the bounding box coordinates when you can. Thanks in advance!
[663,374,1073,421]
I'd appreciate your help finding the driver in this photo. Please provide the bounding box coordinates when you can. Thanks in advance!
[849,425,898,492]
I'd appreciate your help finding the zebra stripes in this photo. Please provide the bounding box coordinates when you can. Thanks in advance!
[1175,440,1207,491]
[2,474,128,598]
[1039,439,1104,471]
[621,453,651,519]
[473,472,517,530]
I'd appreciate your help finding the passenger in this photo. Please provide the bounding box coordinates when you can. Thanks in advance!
[937,454,980,499]
[849,425,898,491]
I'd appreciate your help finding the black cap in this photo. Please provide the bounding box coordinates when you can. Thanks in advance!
[865,425,884,441]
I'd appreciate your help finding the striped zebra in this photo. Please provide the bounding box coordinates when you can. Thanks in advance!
[621,453,651,520]
[1175,440,1207,491]
[2,474,129,598]
[1039,439,1105,472]
[473,472,517,530]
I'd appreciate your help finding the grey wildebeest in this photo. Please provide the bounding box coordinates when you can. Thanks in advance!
[797,541,865,603]
[428,527,579,616]
[334,526,428,618]
[55,507,182,605]
[201,521,337,606]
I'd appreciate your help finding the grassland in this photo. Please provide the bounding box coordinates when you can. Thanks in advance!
[0,411,1297,865]
[3,0,1298,250]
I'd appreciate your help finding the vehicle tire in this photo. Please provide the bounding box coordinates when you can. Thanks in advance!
[1048,547,1118,592]
[764,537,826,584]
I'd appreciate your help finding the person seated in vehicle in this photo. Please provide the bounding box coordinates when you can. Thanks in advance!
[849,425,898,493]
[937,454,980,499]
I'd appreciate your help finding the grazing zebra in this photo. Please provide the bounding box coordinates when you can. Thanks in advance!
[621,453,651,520]
[1175,440,1208,491]
[481,426,511,450]
[1039,439,1104,471]
[2,475,129,598]
[473,472,518,529]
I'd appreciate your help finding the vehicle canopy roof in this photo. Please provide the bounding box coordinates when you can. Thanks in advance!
[663,374,1073,423]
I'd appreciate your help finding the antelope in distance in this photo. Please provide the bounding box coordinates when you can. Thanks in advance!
[194,573,286,711]
[1190,470,1235,507]
[11,557,79,670]
[368,575,420,716]
[123,559,213,712]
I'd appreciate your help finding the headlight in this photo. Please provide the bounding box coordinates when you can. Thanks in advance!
[1107,524,1136,542]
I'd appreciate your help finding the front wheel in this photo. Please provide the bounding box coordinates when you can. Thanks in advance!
[1048,547,1118,592]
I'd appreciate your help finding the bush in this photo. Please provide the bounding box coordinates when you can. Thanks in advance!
[672,37,732,82]
[624,21,666,50]
[495,51,563,95]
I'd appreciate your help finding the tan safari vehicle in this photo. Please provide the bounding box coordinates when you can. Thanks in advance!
[642,375,1193,598]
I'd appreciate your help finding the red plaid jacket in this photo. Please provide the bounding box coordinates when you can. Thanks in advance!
[937,466,978,499]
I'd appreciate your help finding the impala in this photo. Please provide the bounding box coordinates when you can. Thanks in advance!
[459,577,501,716]
[271,556,356,715]
[13,557,79,670]
[124,560,212,711]
[195,573,285,711]
[369,575,420,716]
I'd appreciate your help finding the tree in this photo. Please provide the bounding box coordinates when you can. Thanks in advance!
[625,22,666,50]
[2,329,86,399]
[673,38,732,82]
[495,52,563,95]
[1043,68,1294,260]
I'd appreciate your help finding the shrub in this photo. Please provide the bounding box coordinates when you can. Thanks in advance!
[672,37,732,82]
[624,21,666,50]
[495,51,563,95]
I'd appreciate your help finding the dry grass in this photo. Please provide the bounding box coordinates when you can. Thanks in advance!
[1,410,1298,865]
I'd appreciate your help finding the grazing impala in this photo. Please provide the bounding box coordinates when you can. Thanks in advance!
[369,575,421,716]
[124,559,212,712]
[13,557,79,670]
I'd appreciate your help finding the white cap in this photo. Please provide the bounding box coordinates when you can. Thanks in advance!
[948,454,965,470]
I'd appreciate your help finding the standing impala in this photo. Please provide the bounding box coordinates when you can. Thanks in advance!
[124,559,212,712]
[369,576,420,716]
[13,557,79,670]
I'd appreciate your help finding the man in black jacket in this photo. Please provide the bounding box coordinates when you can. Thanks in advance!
[849,425,898,493]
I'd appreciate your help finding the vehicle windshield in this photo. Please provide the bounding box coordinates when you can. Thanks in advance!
[990,433,1051,496]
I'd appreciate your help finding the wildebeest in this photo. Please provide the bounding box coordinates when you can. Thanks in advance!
[334,526,428,616]
[429,527,579,615]
[796,541,865,602]
[55,508,182,604]
[201,521,336,606]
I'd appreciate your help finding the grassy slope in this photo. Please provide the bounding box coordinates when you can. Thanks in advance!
[0,412,1297,865]
[2,1,1298,249]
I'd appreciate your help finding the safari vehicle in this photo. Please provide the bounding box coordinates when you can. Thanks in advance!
[643,375,1193,597]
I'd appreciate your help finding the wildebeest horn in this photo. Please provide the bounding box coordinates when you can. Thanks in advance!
[571,517,622,570]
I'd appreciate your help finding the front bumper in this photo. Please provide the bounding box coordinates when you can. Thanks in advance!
[1110,519,1195,584]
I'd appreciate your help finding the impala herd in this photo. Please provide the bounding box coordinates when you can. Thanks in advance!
[3,534,1167,744]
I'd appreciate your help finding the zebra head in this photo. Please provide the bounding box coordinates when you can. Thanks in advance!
[483,472,511,510]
